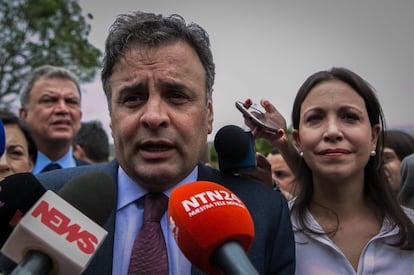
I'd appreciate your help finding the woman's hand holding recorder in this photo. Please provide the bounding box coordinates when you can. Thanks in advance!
[235,98,286,141]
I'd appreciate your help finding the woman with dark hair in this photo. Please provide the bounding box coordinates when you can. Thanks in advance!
[383,129,414,194]
[0,109,37,180]
[243,67,414,274]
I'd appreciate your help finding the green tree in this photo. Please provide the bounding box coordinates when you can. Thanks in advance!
[0,0,101,107]
[254,138,273,155]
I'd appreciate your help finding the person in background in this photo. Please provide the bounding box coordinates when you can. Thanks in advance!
[73,120,110,164]
[399,153,414,210]
[383,129,414,195]
[18,65,88,174]
[35,10,295,275]
[244,67,414,274]
[266,148,299,200]
[0,109,37,180]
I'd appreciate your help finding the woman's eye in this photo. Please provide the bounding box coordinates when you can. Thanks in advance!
[306,114,322,123]
[274,171,288,179]
[383,153,396,163]
[342,113,359,122]
[8,149,25,158]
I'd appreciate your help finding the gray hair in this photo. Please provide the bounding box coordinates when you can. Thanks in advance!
[20,65,81,108]
[101,11,215,111]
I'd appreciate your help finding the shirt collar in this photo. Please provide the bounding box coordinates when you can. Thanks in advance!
[33,148,76,174]
[116,165,199,211]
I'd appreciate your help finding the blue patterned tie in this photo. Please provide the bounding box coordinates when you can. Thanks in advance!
[128,192,169,275]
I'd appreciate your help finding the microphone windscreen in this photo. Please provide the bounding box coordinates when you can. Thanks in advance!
[168,181,254,274]
[1,171,116,274]
[0,173,46,246]
[57,171,116,226]
[214,125,256,173]
[0,119,4,157]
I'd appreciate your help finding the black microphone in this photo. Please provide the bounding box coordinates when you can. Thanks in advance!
[0,173,46,274]
[0,173,47,273]
[1,171,116,275]
[0,173,46,247]
[214,125,257,174]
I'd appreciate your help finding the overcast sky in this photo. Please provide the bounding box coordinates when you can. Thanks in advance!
[78,0,414,142]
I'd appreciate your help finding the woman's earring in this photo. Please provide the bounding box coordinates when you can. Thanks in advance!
[299,151,304,157]
[370,150,376,157]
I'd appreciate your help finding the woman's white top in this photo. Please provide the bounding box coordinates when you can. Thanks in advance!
[290,205,414,275]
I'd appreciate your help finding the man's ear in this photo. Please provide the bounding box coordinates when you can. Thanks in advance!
[19,108,28,120]
[207,98,214,134]
[73,144,86,159]
[291,129,301,151]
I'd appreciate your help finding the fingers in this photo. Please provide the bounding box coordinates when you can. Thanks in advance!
[260,99,276,113]
[243,98,253,108]
[260,98,288,130]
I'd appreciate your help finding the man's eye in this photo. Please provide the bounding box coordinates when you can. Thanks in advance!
[167,92,190,104]
[66,99,80,106]
[122,94,146,106]
[40,97,55,104]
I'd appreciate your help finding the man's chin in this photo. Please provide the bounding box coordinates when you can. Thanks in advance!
[48,133,74,142]
[134,163,179,183]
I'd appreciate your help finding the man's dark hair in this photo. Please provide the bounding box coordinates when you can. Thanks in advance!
[73,120,109,163]
[101,11,215,111]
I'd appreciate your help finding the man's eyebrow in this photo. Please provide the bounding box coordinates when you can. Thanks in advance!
[159,81,189,92]
[161,82,187,90]
[118,83,147,95]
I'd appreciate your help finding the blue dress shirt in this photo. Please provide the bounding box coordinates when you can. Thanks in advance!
[33,148,77,174]
[113,167,196,275]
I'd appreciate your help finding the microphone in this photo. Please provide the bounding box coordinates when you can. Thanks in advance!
[168,181,258,275]
[214,125,257,174]
[0,119,5,156]
[0,173,46,247]
[0,173,47,273]
[1,171,116,275]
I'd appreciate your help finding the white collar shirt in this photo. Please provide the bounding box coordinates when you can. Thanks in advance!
[291,206,414,275]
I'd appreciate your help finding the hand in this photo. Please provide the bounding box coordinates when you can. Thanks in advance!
[242,98,301,177]
[242,98,289,150]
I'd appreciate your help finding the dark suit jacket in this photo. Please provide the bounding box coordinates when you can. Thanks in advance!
[36,159,295,275]
[75,157,90,166]
[400,153,414,209]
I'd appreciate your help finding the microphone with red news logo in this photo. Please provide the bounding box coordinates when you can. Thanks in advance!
[1,171,116,275]
[168,181,259,275]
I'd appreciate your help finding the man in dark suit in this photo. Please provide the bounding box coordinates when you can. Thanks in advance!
[36,10,295,274]
[19,65,88,174]
[400,153,414,210]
